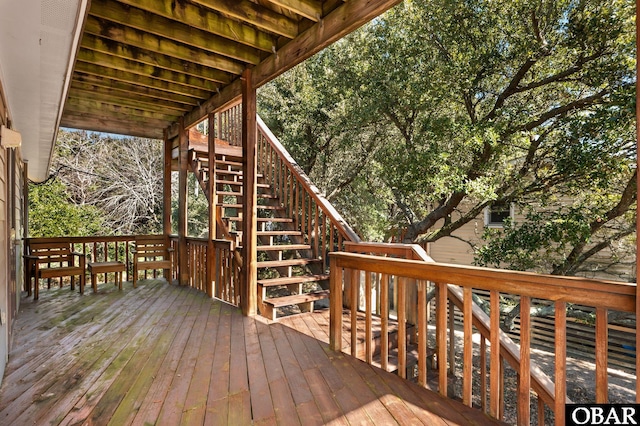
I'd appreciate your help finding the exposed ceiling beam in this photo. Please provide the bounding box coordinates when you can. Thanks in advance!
[167,0,403,138]
[269,0,322,21]
[83,15,245,74]
[67,89,189,113]
[90,1,263,65]
[113,0,277,52]
[69,81,196,109]
[64,100,180,123]
[71,74,201,106]
[75,56,220,92]
[63,112,172,131]
[60,114,165,139]
[72,66,213,99]
[191,0,299,39]
[81,34,231,84]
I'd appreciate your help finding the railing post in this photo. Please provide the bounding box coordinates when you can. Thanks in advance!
[398,276,407,379]
[517,296,531,426]
[417,280,427,387]
[436,282,448,397]
[595,307,609,403]
[463,286,473,406]
[177,118,189,286]
[329,255,343,352]
[23,161,30,294]
[635,8,640,402]
[490,290,501,418]
[240,67,257,316]
[206,112,216,298]
[555,301,566,425]
[163,129,172,238]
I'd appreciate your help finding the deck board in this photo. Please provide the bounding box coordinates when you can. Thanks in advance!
[0,279,505,425]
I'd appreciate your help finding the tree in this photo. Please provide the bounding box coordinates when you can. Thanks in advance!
[46,129,165,235]
[259,0,636,277]
[28,178,104,237]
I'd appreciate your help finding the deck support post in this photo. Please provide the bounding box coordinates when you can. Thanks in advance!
[162,129,173,282]
[22,160,29,292]
[207,112,216,298]
[178,118,189,286]
[241,67,258,316]
[636,0,640,403]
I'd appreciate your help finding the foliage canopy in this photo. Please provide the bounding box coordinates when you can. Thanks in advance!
[259,0,636,278]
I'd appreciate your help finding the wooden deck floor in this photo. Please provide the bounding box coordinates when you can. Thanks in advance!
[0,279,504,425]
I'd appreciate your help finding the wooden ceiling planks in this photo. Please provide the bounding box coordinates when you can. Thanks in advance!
[60,0,403,139]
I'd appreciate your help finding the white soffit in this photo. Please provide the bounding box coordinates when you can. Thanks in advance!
[0,0,87,182]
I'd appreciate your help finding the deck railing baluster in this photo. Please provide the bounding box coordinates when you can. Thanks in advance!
[329,249,636,425]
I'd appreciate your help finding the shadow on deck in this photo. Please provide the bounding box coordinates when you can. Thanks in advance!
[0,279,504,425]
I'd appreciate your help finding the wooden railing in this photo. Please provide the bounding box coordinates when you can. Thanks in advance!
[178,237,241,307]
[256,115,361,259]
[329,251,637,425]
[186,238,208,294]
[214,100,242,147]
[169,235,179,282]
[213,239,241,306]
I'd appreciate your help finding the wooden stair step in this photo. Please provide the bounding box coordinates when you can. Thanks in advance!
[217,180,270,188]
[216,192,278,199]
[225,217,292,223]
[215,169,264,177]
[263,290,330,308]
[193,145,242,158]
[256,244,311,251]
[258,274,329,287]
[220,204,282,211]
[257,230,302,236]
[257,258,322,268]
[215,169,243,175]
[216,159,243,167]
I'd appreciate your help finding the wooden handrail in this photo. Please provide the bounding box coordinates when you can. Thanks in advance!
[257,115,361,244]
[329,250,636,424]
[332,252,635,312]
[344,241,431,260]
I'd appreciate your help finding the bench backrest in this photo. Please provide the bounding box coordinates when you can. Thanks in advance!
[29,241,77,266]
[134,235,171,261]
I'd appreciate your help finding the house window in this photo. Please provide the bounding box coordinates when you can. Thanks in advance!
[484,202,513,228]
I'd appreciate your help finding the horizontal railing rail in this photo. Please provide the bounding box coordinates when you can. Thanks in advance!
[329,251,637,425]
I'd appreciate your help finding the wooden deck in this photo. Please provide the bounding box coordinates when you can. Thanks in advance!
[0,279,504,425]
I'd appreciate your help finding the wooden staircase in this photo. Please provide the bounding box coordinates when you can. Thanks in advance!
[188,131,331,320]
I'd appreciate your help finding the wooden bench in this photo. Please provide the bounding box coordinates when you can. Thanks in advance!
[132,235,173,287]
[25,240,86,300]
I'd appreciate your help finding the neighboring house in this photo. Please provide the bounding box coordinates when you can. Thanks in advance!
[424,201,522,266]
[426,200,635,282]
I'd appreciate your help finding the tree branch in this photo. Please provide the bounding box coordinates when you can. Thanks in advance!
[515,88,609,134]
